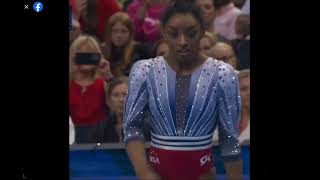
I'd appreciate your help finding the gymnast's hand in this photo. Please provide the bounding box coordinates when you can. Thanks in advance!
[127,141,162,180]
[138,166,162,180]
[97,57,113,80]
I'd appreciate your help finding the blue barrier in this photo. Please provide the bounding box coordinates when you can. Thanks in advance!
[70,175,250,180]
[70,145,249,178]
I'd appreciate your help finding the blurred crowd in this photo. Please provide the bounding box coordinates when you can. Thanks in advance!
[69,0,250,144]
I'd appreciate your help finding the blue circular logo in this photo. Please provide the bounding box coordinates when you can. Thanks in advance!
[33,2,43,12]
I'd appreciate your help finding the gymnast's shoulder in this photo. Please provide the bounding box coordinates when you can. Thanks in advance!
[129,57,162,76]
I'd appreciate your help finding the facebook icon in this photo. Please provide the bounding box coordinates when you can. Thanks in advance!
[33,2,43,12]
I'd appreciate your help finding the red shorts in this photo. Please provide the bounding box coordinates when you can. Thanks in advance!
[149,145,214,180]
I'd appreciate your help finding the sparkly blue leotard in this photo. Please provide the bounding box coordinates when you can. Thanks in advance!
[123,56,241,159]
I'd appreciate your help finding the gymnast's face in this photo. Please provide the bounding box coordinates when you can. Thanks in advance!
[162,13,204,64]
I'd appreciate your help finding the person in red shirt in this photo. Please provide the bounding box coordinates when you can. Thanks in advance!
[126,0,170,45]
[70,0,81,44]
[79,0,121,41]
[69,35,111,143]
[70,0,79,19]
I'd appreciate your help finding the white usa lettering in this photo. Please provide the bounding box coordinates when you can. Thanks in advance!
[150,156,160,164]
[200,154,211,166]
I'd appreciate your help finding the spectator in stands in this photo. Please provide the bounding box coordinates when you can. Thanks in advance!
[231,4,250,70]
[153,39,169,57]
[70,0,81,44]
[238,0,250,38]
[214,0,241,40]
[199,32,217,57]
[78,0,120,41]
[238,69,250,143]
[194,0,229,43]
[233,36,249,70]
[212,42,237,69]
[127,0,170,45]
[213,69,250,144]
[195,0,216,33]
[103,76,128,143]
[116,0,127,9]
[101,12,152,77]
[70,0,80,19]
[103,76,151,142]
[122,0,134,11]
[69,35,109,143]
[232,14,250,70]
[235,14,249,40]
[70,17,82,45]
[233,0,246,9]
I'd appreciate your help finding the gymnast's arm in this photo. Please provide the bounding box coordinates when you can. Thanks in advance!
[123,61,161,179]
[217,64,243,180]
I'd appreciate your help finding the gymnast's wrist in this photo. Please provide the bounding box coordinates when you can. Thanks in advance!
[135,163,153,176]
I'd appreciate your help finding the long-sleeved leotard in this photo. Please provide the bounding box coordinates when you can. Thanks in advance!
[123,56,241,160]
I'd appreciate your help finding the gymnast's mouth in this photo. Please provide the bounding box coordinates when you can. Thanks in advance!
[177,49,191,55]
